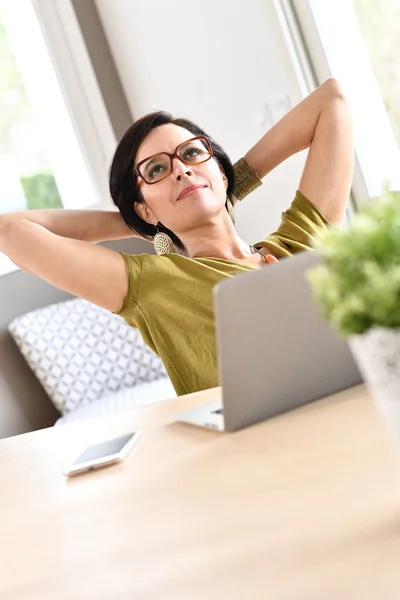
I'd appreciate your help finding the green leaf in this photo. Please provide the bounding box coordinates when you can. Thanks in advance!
[308,187,400,336]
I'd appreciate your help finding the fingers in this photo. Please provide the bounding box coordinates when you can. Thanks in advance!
[266,254,279,264]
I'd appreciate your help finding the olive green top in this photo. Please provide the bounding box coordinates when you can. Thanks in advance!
[115,190,330,395]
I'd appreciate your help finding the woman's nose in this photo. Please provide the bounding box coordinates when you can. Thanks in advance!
[172,157,193,180]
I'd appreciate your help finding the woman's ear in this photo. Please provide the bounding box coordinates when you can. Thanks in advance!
[219,167,229,191]
[134,201,158,226]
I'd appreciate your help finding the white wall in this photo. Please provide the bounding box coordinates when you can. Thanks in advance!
[96,0,310,243]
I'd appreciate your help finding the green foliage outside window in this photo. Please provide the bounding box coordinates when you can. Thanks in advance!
[20,172,63,210]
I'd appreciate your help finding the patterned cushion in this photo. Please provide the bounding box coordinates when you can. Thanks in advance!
[8,298,168,415]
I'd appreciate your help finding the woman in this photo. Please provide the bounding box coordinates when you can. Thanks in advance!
[0,78,353,396]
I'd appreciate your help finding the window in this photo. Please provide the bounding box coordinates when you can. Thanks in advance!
[353,0,400,150]
[0,0,116,275]
[0,9,63,213]
[290,0,400,204]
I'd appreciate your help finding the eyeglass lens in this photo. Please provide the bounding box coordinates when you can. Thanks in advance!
[139,138,211,184]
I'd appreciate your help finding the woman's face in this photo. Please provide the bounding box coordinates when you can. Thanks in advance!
[133,124,228,233]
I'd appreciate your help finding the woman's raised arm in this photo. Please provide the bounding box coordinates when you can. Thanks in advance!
[241,78,353,225]
[0,209,138,311]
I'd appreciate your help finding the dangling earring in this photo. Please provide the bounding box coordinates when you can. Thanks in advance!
[153,226,174,255]
[226,197,236,225]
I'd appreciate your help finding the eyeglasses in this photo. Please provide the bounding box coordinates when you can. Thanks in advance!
[135,136,214,185]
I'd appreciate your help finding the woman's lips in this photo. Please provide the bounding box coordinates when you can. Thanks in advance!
[178,185,206,200]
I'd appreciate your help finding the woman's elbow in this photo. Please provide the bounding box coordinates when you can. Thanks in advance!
[0,214,24,256]
[321,77,348,104]
[0,213,14,239]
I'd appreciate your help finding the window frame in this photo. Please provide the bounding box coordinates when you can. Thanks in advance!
[288,0,400,208]
[0,0,118,275]
[32,0,118,209]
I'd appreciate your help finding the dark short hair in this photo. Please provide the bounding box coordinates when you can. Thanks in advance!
[109,111,235,253]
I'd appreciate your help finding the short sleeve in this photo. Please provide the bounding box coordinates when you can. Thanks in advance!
[253,190,333,258]
[112,252,142,321]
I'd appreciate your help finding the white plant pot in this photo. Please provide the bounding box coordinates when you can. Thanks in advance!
[349,327,400,451]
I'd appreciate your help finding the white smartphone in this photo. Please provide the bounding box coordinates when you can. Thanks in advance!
[64,431,141,477]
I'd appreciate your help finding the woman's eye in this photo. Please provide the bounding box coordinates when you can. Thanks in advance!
[149,164,165,179]
[184,147,203,160]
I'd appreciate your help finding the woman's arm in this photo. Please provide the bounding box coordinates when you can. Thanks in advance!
[0,209,139,311]
[241,78,353,226]
[0,215,129,311]
[2,208,140,243]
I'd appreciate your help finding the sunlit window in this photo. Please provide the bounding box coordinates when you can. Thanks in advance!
[0,0,114,275]
[353,0,400,150]
[0,9,63,213]
[292,0,400,200]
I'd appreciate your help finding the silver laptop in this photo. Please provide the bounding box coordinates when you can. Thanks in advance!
[175,250,362,432]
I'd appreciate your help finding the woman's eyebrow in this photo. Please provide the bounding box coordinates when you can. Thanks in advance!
[179,140,195,150]
[141,155,163,169]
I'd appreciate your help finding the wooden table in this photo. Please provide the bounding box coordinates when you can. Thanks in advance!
[1,384,400,600]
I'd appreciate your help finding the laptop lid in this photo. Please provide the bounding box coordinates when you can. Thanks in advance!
[213,250,362,431]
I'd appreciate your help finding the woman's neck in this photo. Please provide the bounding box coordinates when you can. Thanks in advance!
[182,221,254,262]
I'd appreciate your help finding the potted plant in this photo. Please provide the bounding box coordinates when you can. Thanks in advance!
[307,186,400,449]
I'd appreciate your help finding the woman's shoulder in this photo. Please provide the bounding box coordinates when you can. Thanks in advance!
[113,252,175,319]
[253,190,333,258]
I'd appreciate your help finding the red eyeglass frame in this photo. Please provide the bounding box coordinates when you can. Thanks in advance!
[134,136,214,185]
